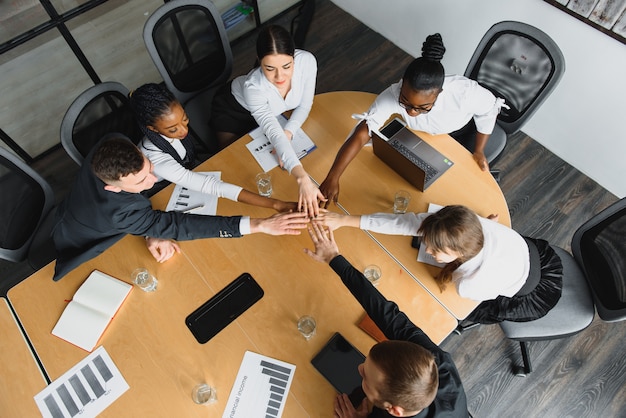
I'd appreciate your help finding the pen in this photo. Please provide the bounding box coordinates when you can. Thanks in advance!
[176,204,205,213]
[297,150,308,159]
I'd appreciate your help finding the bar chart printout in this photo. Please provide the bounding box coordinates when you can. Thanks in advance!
[223,351,296,418]
[34,346,129,418]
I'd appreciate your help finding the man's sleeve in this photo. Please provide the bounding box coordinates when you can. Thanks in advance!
[328,255,441,353]
[114,201,244,240]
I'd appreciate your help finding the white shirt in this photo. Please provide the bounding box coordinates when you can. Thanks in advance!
[361,76,505,136]
[231,49,317,173]
[359,212,530,301]
[139,136,243,202]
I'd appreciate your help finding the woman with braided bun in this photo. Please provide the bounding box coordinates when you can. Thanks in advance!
[129,83,296,212]
[319,33,508,207]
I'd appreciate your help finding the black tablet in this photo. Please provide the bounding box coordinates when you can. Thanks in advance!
[311,332,365,394]
[185,273,264,344]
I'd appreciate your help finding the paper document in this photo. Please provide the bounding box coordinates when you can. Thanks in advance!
[34,346,129,418]
[165,172,220,215]
[246,116,316,172]
[416,203,446,267]
[223,351,295,418]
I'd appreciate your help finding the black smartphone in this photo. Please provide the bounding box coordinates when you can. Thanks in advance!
[379,117,405,140]
[185,273,264,344]
[311,333,365,395]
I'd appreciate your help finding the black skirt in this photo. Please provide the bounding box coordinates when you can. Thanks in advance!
[210,80,258,136]
[466,238,563,324]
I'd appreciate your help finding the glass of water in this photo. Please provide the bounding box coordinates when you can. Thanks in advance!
[393,190,411,214]
[131,268,158,292]
[363,265,382,286]
[192,383,217,404]
[255,172,273,197]
[297,315,316,340]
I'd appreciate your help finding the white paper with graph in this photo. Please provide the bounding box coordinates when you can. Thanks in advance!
[246,115,316,172]
[34,346,128,418]
[165,172,220,215]
[223,351,295,418]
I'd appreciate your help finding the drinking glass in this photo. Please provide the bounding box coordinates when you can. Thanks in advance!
[297,315,316,340]
[393,190,411,214]
[363,265,382,286]
[255,172,272,197]
[131,268,158,292]
[192,383,217,404]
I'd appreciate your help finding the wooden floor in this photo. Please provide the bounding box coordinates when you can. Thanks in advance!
[1,0,624,416]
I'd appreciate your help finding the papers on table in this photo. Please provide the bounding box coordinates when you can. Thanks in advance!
[223,351,295,418]
[416,203,446,268]
[34,346,129,418]
[165,172,220,215]
[246,116,316,172]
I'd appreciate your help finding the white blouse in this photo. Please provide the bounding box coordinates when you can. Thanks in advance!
[231,49,317,173]
[359,211,530,301]
[359,76,506,136]
[139,136,242,202]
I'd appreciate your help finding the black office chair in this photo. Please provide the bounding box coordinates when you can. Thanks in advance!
[291,0,316,48]
[572,198,626,322]
[60,81,143,165]
[0,147,56,269]
[499,198,626,376]
[464,21,566,164]
[143,0,233,152]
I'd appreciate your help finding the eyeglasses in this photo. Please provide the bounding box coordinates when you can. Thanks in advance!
[398,99,434,114]
[398,92,436,114]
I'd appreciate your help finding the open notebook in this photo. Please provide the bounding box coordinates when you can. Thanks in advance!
[52,270,132,352]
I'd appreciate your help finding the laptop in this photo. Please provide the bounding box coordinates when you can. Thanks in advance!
[372,118,454,191]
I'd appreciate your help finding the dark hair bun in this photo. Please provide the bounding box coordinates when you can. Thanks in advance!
[421,33,446,61]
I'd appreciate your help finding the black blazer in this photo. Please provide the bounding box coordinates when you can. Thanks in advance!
[329,255,468,418]
[52,147,243,281]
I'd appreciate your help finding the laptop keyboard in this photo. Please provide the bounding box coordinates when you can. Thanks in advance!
[390,139,438,181]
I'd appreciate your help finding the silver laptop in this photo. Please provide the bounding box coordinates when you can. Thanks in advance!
[372,118,453,191]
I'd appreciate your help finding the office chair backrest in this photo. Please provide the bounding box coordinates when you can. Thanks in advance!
[60,81,142,165]
[465,21,565,134]
[572,198,626,322]
[291,0,316,49]
[143,0,233,105]
[0,147,54,263]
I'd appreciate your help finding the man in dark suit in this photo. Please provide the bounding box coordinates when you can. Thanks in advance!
[52,136,308,281]
[305,222,467,418]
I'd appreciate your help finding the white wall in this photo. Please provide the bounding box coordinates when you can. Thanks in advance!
[331,0,626,198]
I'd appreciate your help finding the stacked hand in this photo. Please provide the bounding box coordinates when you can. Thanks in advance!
[297,175,326,217]
[319,176,340,209]
[252,211,310,235]
[304,222,340,264]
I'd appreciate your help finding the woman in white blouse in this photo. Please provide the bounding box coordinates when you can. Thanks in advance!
[319,33,508,207]
[211,25,324,217]
[317,205,563,325]
[130,83,296,212]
